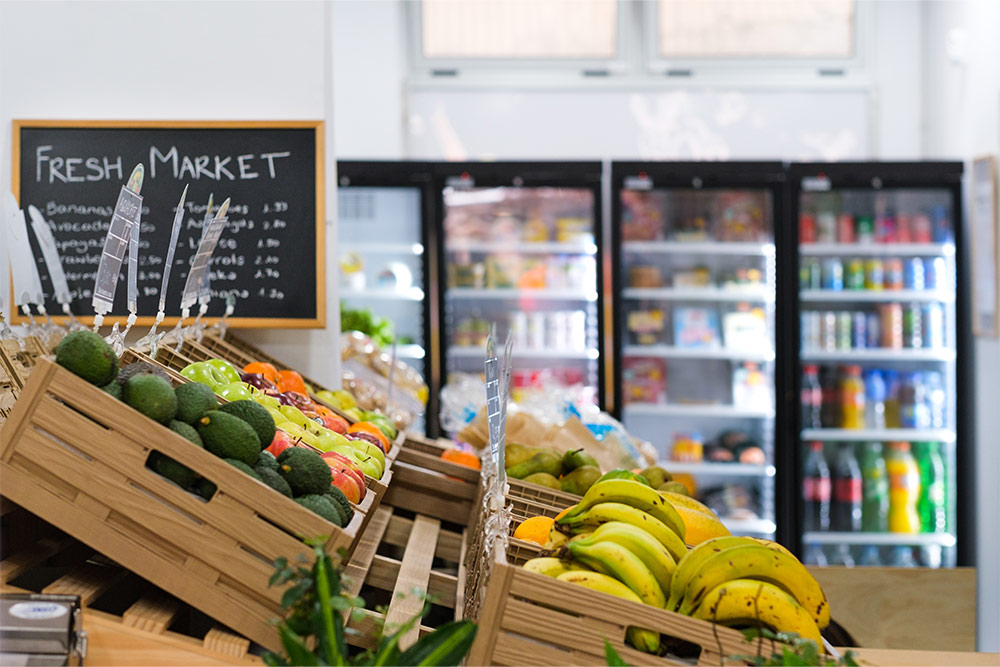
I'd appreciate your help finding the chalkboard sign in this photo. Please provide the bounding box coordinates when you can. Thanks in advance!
[12,120,325,328]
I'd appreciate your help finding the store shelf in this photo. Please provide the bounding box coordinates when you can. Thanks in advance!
[800,243,954,257]
[801,348,956,362]
[340,242,424,255]
[446,288,598,301]
[449,346,598,360]
[341,286,425,301]
[623,241,774,256]
[623,345,775,362]
[446,240,597,255]
[623,287,773,302]
[801,428,956,443]
[802,531,957,548]
[799,289,953,303]
[625,403,773,419]
[722,517,777,534]
[659,461,776,477]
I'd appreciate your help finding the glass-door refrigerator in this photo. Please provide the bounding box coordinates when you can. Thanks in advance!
[788,162,970,568]
[611,162,787,538]
[336,161,438,434]
[435,162,604,415]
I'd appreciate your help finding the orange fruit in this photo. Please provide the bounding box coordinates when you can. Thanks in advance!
[672,473,698,497]
[276,369,308,395]
[441,449,481,470]
[244,362,279,385]
[348,422,390,450]
[513,516,555,546]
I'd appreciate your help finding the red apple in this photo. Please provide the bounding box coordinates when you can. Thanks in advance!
[266,431,296,458]
[330,470,362,504]
[321,452,366,500]
[319,414,347,434]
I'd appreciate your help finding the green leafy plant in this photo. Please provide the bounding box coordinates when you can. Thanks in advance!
[264,542,477,666]
[604,639,630,666]
[340,305,395,348]
[732,628,859,666]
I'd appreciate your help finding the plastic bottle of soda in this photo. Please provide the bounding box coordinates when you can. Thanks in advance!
[860,442,889,532]
[886,441,921,533]
[801,365,823,430]
[900,372,930,429]
[884,370,902,428]
[914,441,947,533]
[820,366,840,428]
[832,444,863,532]
[839,365,865,429]
[864,369,886,430]
[925,371,947,429]
[803,442,831,532]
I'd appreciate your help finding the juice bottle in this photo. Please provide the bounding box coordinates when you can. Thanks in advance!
[886,441,921,533]
[839,365,865,429]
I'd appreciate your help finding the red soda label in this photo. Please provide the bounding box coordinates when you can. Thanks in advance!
[834,478,862,502]
[804,477,831,502]
[800,214,817,243]
[837,214,855,243]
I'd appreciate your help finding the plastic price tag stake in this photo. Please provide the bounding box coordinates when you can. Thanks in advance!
[26,205,82,331]
[135,185,188,355]
[172,198,229,350]
[485,325,513,494]
[5,193,47,338]
[190,194,216,340]
[91,164,144,333]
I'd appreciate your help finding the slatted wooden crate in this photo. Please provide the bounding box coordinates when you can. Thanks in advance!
[341,505,468,650]
[119,348,188,383]
[0,335,48,395]
[0,358,367,651]
[383,437,480,525]
[1,502,261,665]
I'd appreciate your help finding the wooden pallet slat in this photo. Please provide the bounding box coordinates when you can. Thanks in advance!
[123,591,182,634]
[385,515,440,649]
[42,561,127,605]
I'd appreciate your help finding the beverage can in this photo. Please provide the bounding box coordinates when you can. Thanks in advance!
[852,311,867,349]
[912,213,933,243]
[876,211,897,243]
[903,302,923,348]
[845,258,865,290]
[800,213,817,244]
[817,212,836,243]
[932,205,954,243]
[866,311,881,348]
[856,216,874,243]
[922,302,945,348]
[896,214,912,243]
[903,257,925,290]
[865,258,884,289]
[836,311,853,350]
[884,258,904,290]
[880,303,903,349]
[924,257,945,291]
[802,311,821,350]
[837,213,856,243]
[822,258,844,290]
[821,311,837,351]
[900,372,930,428]
[801,258,822,290]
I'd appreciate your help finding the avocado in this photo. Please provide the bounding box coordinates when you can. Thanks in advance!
[219,400,275,450]
[294,494,344,526]
[561,448,601,475]
[195,477,217,500]
[174,382,218,424]
[154,455,196,488]
[560,465,602,496]
[277,448,332,496]
[324,486,354,524]
[55,330,118,385]
[100,380,122,400]
[522,472,562,490]
[168,419,203,447]
[117,361,171,388]
[123,374,177,423]
[224,458,262,481]
[196,411,260,465]
[255,467,293,497]
[256,450,279,472]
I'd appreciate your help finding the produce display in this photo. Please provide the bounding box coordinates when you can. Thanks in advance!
[518,475,829,653]
[340,331,428,431]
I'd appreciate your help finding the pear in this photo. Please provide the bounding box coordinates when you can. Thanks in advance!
[560,465,602,496]
[504,442,537,469]
[522,472,561,490]
[506,450,562,480]
[658,481,689,496]
[561,448,601,475]
[642,465,672,489]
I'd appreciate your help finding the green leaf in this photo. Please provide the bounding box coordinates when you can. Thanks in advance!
[603,639,630,666]
[397,621,478,667]
[278,625,320,667]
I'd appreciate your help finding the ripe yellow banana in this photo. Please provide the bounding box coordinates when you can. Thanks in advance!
[679,545,830,629]
[522,557,583,578]
[559,479,686,541]
[555,571,660,653]
[667,536,787,611]
[689,578,823,645]
[556,501,688,563]
[571,521,676,596]
[567,539,666,608]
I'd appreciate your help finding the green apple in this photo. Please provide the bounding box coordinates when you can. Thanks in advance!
[264,406,285,423]
[315,430,352,452]
[277,422,320,448]
[279,405,309,428]
[354,455,382,480]
[327,443,367,466]
[255,393,281,410]
[180,361,229,389]
[216,382,254,402]
[344,407,364,422]
[353,439,386,471]
[204,358,242,384]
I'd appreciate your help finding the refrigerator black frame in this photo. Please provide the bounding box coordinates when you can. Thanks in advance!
[785,161,973,566]
[431,161,608,412]
[335,161,442,436]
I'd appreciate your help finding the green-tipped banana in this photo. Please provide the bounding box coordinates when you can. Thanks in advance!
[522,557,583,578]
[689,578,823,645]
[567,539,666,608]
[667,536,788,611]
[571,521,676,596]
[679,545,829,629]
[558,501,688,564]
[555,571,660,653]
[559,479,686,542]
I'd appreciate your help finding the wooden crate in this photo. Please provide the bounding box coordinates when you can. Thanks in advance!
[1,503,261,665]
[0,358,366,651]
[0,335,48,395]
[467,540,785,667]
[341,506,467,650]
[119,348,188,383]
[383,437,480,525]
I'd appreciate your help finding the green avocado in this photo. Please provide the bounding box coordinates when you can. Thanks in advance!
[195,477,217,501]
[174,382,218,424]
[123,374,177,423]
[294,494,344,526]
[196,411,260,465]
[256,450,279,472]
[324,486,354,524]
[256,467,293,498]
[168,419,203,447]
[219,400,275,450]
[224,458,262,481]
[277,448,332,496]
[55,330,118,386]
[100,380,122,400]
[117,361,171,387]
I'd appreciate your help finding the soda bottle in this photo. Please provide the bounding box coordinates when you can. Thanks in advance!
[860,442,889,531]
[886,441,921,533]
[864,370,886,430]
[884,370,902,428]
[837,213,856,243]
[839,365,865,429]
[900,372,930,429]
[925,371,946,429]
[801,365,823,430]
[803,441,831,532]
[832,443,862,532]
[820,366,840,427]
[914,441,947,533]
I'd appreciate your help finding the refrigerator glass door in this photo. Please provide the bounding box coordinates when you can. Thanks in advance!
[797,186,957,568]
[442,186,600,412]
[619,187,777,537]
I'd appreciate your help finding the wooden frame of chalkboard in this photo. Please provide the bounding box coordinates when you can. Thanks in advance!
[11,119,326,328]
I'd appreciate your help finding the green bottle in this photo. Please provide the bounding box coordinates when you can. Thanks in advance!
[914,442,947,533]
[859,442,888,532]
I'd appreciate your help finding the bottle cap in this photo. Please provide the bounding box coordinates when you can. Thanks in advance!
[809,441,823,451]
[889,441,910,451]
[803,364,818,374]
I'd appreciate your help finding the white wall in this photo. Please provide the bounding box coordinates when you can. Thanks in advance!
[0,0,341,385]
